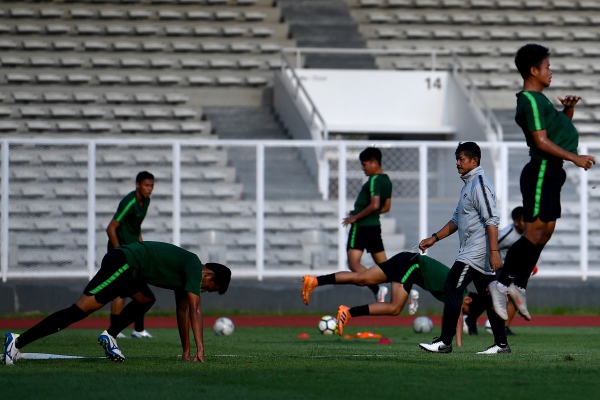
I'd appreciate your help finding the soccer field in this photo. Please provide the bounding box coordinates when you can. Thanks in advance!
[3,326,599,400]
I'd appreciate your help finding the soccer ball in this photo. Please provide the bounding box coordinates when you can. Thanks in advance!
[318,315,338,335]
[213,317,235,336]
[412,316,434,334]
[484,319,493,334]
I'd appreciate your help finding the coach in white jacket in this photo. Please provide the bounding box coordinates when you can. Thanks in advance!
[417,142,510,355]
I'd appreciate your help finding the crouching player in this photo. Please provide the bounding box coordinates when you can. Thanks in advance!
[4,241,231,365]
[302,252,468,346]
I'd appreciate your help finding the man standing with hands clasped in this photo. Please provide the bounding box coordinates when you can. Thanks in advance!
[418,142,510,355]
[489,44,596,322]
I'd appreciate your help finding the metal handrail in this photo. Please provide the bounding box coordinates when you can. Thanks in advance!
[450,52,504,143]
[279,51,329,140]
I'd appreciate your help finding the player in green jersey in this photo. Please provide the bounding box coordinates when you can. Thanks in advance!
[302,252,469,346]
[343,147,393,302]
[106,171,154,338]
[489,44,596,322]
[3,242,231,365]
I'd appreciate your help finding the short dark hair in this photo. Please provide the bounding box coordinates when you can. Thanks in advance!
[511,206,524,221]
[359,147,382,165]
[455,142,481,166]
[465,291,485,318]
[136,171,154,183]
[204,262,231,295]
[515,43,550,79]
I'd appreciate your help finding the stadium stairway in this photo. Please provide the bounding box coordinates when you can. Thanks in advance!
[278,0,377,69]
[203,106,322,200]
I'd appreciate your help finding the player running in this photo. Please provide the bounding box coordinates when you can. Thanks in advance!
[3,241,231,365]
[302,252,470,346]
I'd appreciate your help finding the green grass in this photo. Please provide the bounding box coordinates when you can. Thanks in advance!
[3,327,599,400]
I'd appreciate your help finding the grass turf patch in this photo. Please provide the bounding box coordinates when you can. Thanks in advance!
[2,326,599,400]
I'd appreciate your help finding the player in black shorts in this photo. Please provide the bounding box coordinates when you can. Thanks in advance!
[4,242,231,365]
[343,147,393,302]
[302,252,470,346]
[489,44,596,321]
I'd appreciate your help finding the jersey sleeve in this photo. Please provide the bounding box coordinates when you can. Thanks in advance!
[497,225,514,251]
[521,92,546,133]
[113,196,136,222]
[369,175,382,197]
[183,261,203,296]
[472,177,499,227]
[451,205,459,226]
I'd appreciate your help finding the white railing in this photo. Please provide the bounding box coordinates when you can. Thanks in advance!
[1,139,598,281]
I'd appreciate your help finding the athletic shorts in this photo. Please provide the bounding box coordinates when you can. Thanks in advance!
[520,159,566,222]
[377,252,419,293]
[84,249,143,304]
[347,225,384,254]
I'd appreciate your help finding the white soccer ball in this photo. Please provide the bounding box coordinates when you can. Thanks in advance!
[213,317,235,336]
[412,316,434,334]
[484,319,492,334]
[318,315,338,335]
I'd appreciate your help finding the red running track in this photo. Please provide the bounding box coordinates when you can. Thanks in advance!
[1,315,599,329]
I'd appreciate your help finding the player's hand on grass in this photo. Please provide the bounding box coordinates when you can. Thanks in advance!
[573,154,596,171]
[558,95,581,108]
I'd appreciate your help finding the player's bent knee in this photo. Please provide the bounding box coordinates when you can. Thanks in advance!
[389,305,402,316]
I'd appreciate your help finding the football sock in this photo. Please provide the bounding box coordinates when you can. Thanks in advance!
[16,304,87,349]
[107,299,154,338]
[317,274,336,286]
[515,243,545,289]
[134,315,145,332]
[498,236,536,287]
[369,285,380,296]
[110,313,119,327]
[349,304,370,318]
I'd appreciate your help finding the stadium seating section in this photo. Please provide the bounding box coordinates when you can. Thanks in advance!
[1,0,599,274]
[345,0,600,138]
[0,0,293,136]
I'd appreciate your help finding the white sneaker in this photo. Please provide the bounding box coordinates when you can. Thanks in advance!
[116,332,127,339]
[488,281,509,321]
[508,284,531,321]
[376,286,388,303]
[462,315,469,335]
[131,329,153,338]
[98,330,125,362]
[3,333,21,365]
[477,343,511,354]
[408,289,419,315]
[419,337,452,353]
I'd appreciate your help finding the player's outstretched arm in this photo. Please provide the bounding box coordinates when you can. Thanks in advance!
[106,219,121,248]
[419,220,457,252]
[558,95,581,120]
[531,130,596,170]
[187,292,205,363]
[174,289,191,361]
[455,310,463,347]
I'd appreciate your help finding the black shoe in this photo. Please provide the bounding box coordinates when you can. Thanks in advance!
[505,327,516,336]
